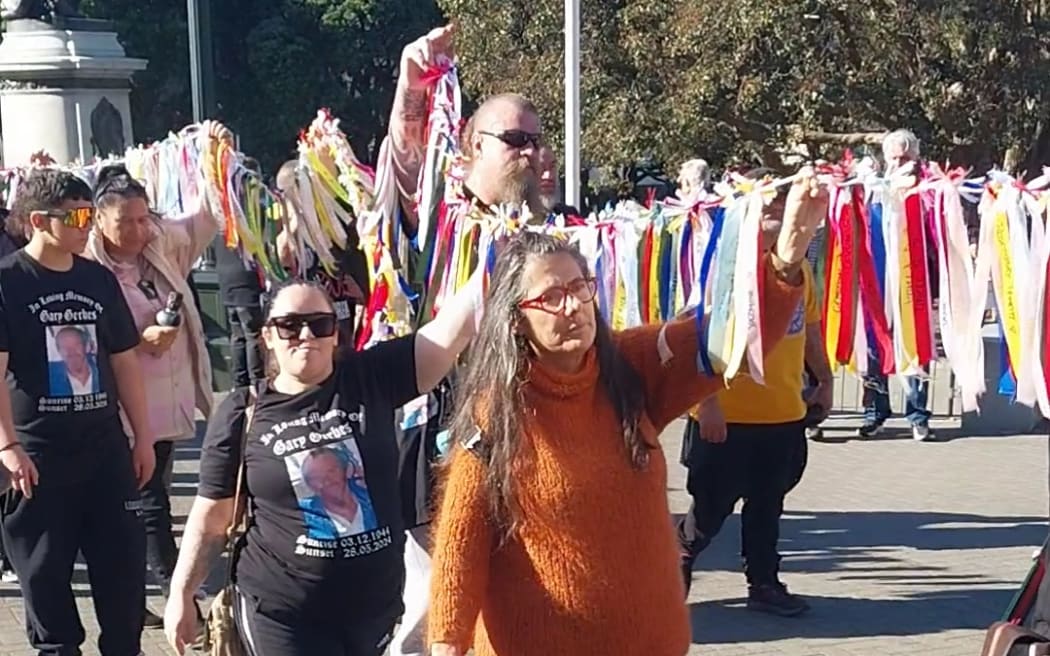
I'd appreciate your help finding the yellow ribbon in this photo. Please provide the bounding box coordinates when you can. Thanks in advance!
[824,233,843,368]
[897,214,919,371]
[994,210,1022,367]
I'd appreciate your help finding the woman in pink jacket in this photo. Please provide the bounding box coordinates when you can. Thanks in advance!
[83,121,229,626]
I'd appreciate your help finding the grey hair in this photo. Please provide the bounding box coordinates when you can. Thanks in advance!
[446,231,648,542]
[882,129,921,161]
[678,158,711,191]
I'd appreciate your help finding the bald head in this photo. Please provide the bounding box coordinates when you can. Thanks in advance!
[463,93,543,209]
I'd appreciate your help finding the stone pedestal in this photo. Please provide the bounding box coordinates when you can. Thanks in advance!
[0,18,146,166]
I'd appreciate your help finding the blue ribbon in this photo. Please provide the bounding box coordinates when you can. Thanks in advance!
[595,232,611,324]
[696,206,726,375]
[659,226,674,321]
[864,199,888,351]
[998,318,1016,398]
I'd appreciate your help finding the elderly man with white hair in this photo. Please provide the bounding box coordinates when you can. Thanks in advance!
[676,158,711,200]
[858,129,935,441]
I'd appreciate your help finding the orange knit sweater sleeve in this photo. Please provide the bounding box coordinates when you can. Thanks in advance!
[428,447,496,650]
[615,257,804,429]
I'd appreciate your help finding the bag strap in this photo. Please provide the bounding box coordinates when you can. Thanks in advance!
[222,383,259,584]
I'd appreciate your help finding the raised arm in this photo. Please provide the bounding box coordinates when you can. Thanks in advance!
[618,168,829,429]
[615,257,805,429]
[429,446,495,654]
[414,269,481,393]
[163,120,232,275]
[388,25,454,231]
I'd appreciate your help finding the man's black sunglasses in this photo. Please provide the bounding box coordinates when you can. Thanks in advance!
[267,313,338,340]
[479,129,543,150]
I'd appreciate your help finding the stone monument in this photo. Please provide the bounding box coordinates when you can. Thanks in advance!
[0,0,146,166]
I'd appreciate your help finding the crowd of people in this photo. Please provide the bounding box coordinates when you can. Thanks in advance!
[0,22,978,656]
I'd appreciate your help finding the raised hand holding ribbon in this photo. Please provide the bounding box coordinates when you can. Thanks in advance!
[776,166,829,267]
[399,24,455,91]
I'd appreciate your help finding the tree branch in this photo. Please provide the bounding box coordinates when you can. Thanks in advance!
[799,130,887,145]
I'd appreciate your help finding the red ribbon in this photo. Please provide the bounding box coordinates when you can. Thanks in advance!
[355,248,389,351]
[903,193,935,364]
[834,193,857,364]
[852,188,895,374]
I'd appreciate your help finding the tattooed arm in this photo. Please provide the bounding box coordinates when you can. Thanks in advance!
[388,24,454,232]
[164,495,242,654]
[389,85,429,231]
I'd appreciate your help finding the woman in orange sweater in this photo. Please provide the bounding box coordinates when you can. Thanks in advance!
[428,171,829,656]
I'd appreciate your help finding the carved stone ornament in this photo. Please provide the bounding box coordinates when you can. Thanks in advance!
[90,97,124,158]
[1,0,81,24]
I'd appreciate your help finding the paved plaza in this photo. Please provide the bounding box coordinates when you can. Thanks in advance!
[0,408,1043,655]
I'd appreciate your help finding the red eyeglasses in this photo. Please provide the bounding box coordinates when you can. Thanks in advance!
[519,277,598,315]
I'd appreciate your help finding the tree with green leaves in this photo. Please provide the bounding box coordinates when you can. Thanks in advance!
[441,0,1050,175]
[80,0,443,173]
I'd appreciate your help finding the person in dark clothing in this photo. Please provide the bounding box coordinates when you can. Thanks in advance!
[163,277,480,656]
[0,207,27,259]
[214,243,265,388]
[0,169,156,656]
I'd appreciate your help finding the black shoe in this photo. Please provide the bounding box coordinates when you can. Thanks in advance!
[747,582,810,617]
[143,608,164,629]
[857,422,883,438]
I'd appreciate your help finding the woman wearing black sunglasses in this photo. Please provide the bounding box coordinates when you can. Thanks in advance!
[164,275,479,656]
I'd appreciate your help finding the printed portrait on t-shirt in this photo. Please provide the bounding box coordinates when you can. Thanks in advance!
[285,439,378,540]
[46,324,101,397]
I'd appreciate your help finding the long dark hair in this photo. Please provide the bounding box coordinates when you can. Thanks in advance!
[447,231,647,541]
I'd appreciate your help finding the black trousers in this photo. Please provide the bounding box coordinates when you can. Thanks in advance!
[1,446,145,655]
[227,305,265,387]
[677,419,807,586]
[141,440,177,598]
[233,587,394,656]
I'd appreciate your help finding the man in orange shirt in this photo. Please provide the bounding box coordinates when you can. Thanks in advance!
[677,176,833,616]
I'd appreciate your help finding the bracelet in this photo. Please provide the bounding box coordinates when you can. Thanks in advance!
[0,442,21,454]
[770,250,803,282]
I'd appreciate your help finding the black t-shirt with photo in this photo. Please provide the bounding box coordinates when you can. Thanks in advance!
[198,335,419,624]
[0,251,139,483]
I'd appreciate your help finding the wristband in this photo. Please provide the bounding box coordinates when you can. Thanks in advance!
[0,442,21,454]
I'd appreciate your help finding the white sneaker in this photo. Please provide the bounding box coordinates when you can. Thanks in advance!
[1,570,18,583]
[912,424,932,442]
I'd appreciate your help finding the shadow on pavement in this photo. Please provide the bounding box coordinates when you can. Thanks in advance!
[682,509,1044,643]
[690,587,1013,643]
[676,510,1046,576]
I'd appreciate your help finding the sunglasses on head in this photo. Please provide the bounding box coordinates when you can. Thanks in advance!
[479,129,543,150]
[43,207,93,229]
[267,313,338,340]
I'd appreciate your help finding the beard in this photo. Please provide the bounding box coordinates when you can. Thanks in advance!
[495,160,538,207]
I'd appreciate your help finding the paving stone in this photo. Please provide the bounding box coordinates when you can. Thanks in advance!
[0,404,1044,655]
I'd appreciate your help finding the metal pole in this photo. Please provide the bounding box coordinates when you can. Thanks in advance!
[564,0,581,209]
[187,0,204,123]
[199,0,216,117]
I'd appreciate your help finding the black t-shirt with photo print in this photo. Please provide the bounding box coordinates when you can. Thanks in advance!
[198,335,419,624]
[0,251,139,482]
